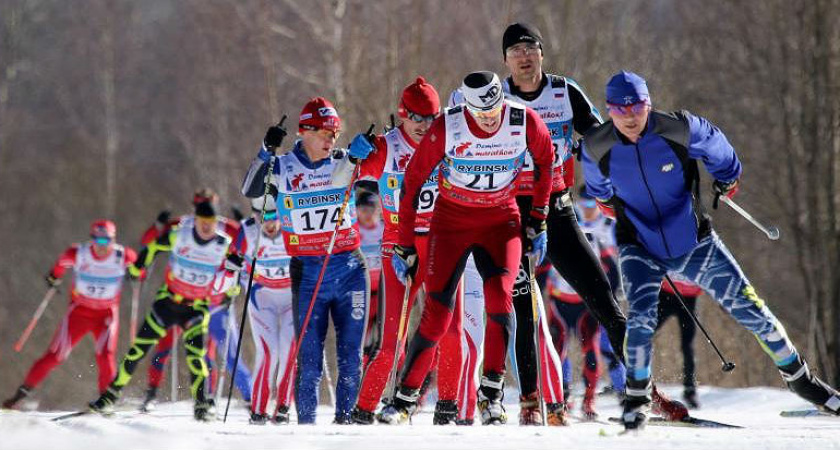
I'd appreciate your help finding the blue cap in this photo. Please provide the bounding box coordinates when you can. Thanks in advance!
[605,71,650,105]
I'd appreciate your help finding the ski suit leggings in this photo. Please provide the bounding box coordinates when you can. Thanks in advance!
[291,249,369,424]
[355,235,430,413]
[400,198,521,391]
[655,291,698,388]
[621,232,797,386]
[599,326,626,391]
[146,307,252,400]
[454,256,486,422]
[548,300,601,402]
[24,302,118,393]
[513,192,624,398]
[248,284,295,416]
[111,287,210,402]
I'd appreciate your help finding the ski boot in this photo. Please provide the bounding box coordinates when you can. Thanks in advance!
[455,418,474,426]
[477,375,507,425]
[193,399,216,422]
[139,387,157,413]
[376,388,418,425]
[621,395,651,430]
[581,395,598,421]
[89,388,119,416]
[273,405,290,424]
[249,412,269,425]
[433,400,458,425]
[779,355,840,414]
[2,385,31,410]
[546,402,568,426]
[651,384,688,420]
[683,386,700,409]
[350,406,375,425]
[333,413,353,425]
[518,392,542,425]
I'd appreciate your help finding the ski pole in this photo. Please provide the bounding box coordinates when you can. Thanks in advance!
[386,274,413,399]
[272,128,370,418]
[171,327,180,401]
[527,256,547,426]
[663,274,736,372]
[14,287,59,352]
[225,115,287,423]
[720,196,780,240]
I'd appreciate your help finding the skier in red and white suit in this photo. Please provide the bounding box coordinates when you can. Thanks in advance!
[377,71,555,425]
[3,220,137,409]
[237,197,295,424]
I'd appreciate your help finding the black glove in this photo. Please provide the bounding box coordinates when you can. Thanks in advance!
[225,253,245,272]
[263,121,288,153]
[156,210,171,227]
[571,137,584,161]
[712,178,739,209]
[231,207,245,222]
[46,273,62,288]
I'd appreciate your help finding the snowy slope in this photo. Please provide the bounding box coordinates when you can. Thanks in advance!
[1,386,838,450]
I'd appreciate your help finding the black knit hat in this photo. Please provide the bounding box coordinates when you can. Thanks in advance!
[502,22,543,56]
[194,201,216,218]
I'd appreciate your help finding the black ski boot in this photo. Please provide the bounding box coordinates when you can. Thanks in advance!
[139,387,157,413]
[622,379,652,430]
[376,387,418,425]
[273,405,290,424]
[2,385,31,410]
[350,406,375,425]
[193,399,215,422]
[683,386,700,409]
[477,374,507,425]
[333,413,353,425]
[779,355,840,414]
[432,400,458,425]
[89,388,120,416]
[249,412,269,425]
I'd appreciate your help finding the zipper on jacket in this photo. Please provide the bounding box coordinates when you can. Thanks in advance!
[633,142,672,258]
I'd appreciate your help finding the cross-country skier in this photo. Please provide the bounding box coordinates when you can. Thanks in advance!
[138,188,252,412]
[241,97,369,424]
[581,70,840,429]
[88,201,242,421]
[3,221,137,410]
[237,197,295,424]
[376,71,555,425]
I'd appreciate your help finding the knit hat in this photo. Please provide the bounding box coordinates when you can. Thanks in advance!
[298,97,341,132]
[461,71,504,113]
[194,201,216,218]
[90,219,116,238]
[502,22,543,56]
[605,71,650,105]
[398,76,441,118]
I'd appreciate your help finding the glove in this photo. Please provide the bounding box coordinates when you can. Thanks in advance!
[596,197,616,218]
[391,244,418,285]
[263,121,288,152]
[223,285,241,300]
[156,210,171,227]
[127,265,143,281]
[712,178,739,209]
[570,137,584,161]
[348,132,376,160]
[45,273,62,288]
[523,210,548,265]
[225,253,245,272]
[230,207,245,222]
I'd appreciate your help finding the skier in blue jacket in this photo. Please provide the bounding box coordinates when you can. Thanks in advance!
[581,71,840,430]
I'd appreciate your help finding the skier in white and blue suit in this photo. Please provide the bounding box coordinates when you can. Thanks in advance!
[580,71,840,429]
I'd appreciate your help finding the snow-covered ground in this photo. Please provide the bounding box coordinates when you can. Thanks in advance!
[1,385,837,450]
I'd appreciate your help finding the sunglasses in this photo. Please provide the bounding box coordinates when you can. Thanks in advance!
[406,110,438,124]
[92,236,113,245]
[262,210,279,221]
[580,199,597,209]
[468,104,503,119]
[505,43,540,57]
[606,101,649,116]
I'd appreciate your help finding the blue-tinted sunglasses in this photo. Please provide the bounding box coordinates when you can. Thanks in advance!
[92,236,113,245]
[262,210,279,221]
[580,199,597,209]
